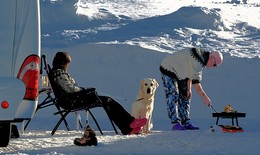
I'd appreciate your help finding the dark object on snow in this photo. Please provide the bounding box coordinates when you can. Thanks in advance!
[212,111,246,133]
[74,125,98,146]
[212,112,246,126]
[11,125,19,138]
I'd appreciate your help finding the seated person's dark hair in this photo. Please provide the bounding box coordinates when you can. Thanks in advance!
[52,51,71,70]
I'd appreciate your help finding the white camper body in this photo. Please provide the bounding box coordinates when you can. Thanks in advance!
[0,0,41,147]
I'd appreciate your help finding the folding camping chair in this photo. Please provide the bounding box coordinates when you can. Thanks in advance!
[42,55,118,135]
[24,87,78,132]
[23,88,60,130]
[24,56,82,132]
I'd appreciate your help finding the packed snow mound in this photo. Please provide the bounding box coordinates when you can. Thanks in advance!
[41,0,260,58]
[169,7,225,30]
[41,6,227,45]
[78,6,227,45]
[105,7,226,37]
[75,0,177,20]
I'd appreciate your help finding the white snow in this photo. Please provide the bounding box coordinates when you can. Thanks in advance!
[1,0,260,154]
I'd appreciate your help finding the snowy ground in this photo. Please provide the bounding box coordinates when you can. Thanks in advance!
[1,0,260,154]
[2,128,260,155]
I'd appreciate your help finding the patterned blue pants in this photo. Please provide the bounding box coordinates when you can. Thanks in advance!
[161,74,191,125]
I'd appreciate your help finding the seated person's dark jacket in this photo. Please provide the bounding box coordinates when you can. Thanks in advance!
[49,68,101,110]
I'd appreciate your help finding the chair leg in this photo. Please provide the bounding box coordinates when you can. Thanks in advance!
[102,106,118,134]
[51,110,70,135]
[24,119,32,131]
[87,109,103,135]
[109,117,118,134]
[24,93,55,130]
[55,105,70,131]
[75,112,83,130]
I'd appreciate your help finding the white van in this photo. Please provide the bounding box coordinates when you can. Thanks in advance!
[0,0,41,147]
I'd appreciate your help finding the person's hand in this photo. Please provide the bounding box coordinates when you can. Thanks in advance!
[202,96,212,107]
[186,89,192,99]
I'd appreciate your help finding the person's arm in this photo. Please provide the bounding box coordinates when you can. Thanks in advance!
[54,69,82,93]
[193,83,211,107]
[186,79,192,99]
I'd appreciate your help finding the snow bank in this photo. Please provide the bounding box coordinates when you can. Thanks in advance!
[41,0,260,58]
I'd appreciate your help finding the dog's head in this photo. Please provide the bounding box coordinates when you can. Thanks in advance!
[139,78,159,99]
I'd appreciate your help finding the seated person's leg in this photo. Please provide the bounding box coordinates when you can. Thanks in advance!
[98,96,146,135]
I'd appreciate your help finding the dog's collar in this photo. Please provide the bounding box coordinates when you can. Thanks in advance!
[134,98,144,102]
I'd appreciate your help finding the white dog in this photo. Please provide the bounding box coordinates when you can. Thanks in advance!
[131,78,159,133]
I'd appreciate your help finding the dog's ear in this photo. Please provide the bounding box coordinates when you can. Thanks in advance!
[153,79,159,88]
[140,79,145,89]
[137,79,145,98]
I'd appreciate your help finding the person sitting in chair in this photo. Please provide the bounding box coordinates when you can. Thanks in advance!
[50,51,147,146]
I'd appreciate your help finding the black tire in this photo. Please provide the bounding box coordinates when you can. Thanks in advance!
[0,123,11,147]
[11,124,20,138]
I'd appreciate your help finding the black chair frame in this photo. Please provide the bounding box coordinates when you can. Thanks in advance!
[41,55,118,135]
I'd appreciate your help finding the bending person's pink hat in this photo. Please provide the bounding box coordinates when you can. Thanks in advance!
[210,51,223,66]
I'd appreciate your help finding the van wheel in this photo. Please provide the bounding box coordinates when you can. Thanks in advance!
[0,123,11,147]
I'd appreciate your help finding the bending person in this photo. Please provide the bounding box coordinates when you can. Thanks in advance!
[160,47,223,130]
